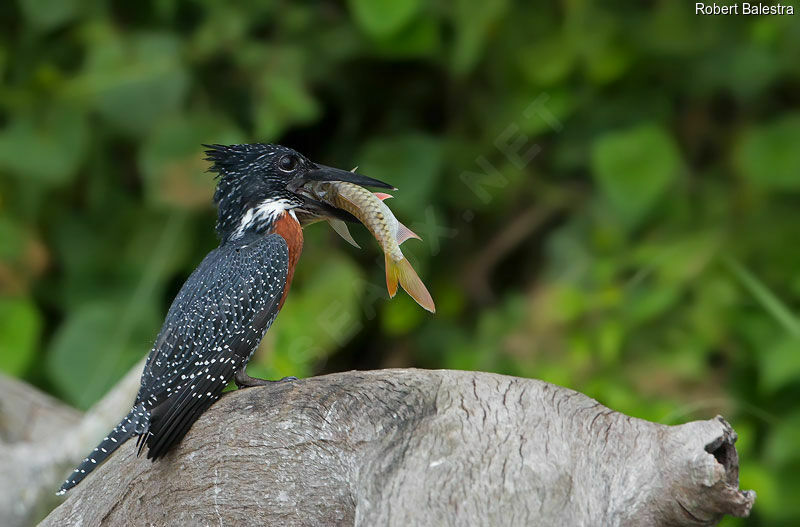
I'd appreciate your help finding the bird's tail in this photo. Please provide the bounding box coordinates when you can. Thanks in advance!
[385,255,435,313]
[57,406,144,495]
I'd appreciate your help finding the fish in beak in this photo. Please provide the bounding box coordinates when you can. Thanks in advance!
[289,165,395,242]
[292,173,435,313]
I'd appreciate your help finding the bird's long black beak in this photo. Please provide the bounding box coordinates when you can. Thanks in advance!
[290,164,395,190]
[288,164,394,224]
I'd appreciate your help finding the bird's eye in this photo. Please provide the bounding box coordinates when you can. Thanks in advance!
[278,155,299,172]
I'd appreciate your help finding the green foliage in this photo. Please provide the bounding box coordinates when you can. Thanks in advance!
[18,0,79,31]
[760,336,800,395]
[736,114,800,190]
[1,2,799,523]
[591,123,682,227]
[349,0,421,38]
[46,300,159,409]
[450,0,508,74]
[0,107,88,185]
[268,256,365,378]
[139,113,244,209]
[0,296,41,375]
[357,134,442,218]
[80,30,189,136]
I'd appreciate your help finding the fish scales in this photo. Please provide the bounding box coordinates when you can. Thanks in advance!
[306,180,435,313]
[316,182,404,262]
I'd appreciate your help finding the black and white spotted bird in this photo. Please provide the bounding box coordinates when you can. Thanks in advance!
[57,144,393,495]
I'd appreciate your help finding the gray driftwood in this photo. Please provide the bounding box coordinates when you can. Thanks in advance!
[42,369,754,526]
[0,361,144,527]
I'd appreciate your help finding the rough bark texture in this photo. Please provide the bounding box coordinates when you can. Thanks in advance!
[41,369,754,526]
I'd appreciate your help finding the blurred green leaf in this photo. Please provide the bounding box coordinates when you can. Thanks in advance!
[73,31,189,135]
[517,90,574,137]
[591,123,682,226]
[47,302,118,408]
[517,35,575,86]
[349,0,421,38]
[18,0,79,31]
[450,0,508,74]
[737,462,779,519]
[382,293,425,335]
[267,257,364,377]
[0,106,88,185]
[550,284,587,323]
[759,336,800,394]
[240,45,320,141]
[50,209,190,309]
[46,214,184,408]
[573,10,631,84]
[190,7,249,59]
[596,321,623,364]
[0,215,25,262]
[724,255,800,337]
[736,114,800,189]
[254,74,319,140]
[625,233,722,327]
[650,233,720,284]
[643,2,713,56]
[370,15,440,57]
[0,296,42,375]
[139,113,244,210]
[357,134,442,218]
[625,286,681,326]
[584,40,631,84]
[46,301,157,409]
[766,410,800,465]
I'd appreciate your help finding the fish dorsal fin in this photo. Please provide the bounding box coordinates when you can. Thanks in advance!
[396,222,421,245]
[327,219,360,248]
[374,192,393,201]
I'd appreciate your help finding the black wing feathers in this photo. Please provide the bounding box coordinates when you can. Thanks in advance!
[145,358,235,459]
[141,233,289,459]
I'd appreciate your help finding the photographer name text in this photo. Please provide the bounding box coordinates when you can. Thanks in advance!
[696,3,795,15]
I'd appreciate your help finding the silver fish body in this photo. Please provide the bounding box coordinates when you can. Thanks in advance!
[304,181,434,313]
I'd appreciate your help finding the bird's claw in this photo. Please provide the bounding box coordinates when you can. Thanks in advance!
[234,369,298,388]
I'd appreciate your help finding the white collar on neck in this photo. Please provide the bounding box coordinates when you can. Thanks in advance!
[231,198,293,240]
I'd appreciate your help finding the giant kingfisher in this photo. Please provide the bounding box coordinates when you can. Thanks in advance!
[58,144,392,495]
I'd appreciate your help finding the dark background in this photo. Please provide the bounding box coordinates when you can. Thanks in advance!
[1,2,799,524]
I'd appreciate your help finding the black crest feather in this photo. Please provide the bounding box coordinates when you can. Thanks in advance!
[203,143,270,178]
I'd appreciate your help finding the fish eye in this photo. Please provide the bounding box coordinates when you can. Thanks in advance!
[278,155,299,172]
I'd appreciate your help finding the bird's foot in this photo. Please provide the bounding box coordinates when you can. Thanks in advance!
[234,369,298,389]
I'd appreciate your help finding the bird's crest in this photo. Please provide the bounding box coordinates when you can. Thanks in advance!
[203,144,275,179]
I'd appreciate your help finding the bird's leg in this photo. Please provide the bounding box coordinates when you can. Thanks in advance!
[234,367,298,389]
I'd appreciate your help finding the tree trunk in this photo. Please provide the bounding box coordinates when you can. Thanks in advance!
[41,369,754,526]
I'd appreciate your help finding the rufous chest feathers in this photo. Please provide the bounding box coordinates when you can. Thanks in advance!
[271,211,304,309]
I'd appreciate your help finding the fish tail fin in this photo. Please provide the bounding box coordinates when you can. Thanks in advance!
[385,254,399,298]
[385,255,435,313]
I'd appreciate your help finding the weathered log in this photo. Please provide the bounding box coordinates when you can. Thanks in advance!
[0,361,144,527]
[43,369,754,526]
